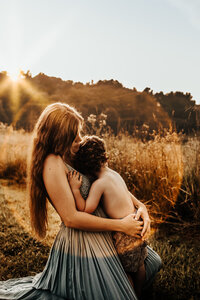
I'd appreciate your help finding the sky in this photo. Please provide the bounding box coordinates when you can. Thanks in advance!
[0,0,200,103]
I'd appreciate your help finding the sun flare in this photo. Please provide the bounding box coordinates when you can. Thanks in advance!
[8,69,22,82]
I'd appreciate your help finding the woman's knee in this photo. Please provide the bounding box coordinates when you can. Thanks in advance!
[153,250,162,271]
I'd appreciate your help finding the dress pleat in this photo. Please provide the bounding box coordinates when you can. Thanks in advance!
[0,164,161,299]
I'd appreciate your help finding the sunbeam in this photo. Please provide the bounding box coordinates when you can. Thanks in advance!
[8,69,22,82]
[0,76,11,96]
[0,71,47,129]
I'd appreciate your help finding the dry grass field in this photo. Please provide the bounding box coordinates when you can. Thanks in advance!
[0,124,200,299]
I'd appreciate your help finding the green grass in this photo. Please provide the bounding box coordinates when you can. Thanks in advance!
[146,227,200,300]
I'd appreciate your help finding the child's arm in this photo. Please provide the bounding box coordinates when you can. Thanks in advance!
[68,171,104,214]
[67,171,85,211]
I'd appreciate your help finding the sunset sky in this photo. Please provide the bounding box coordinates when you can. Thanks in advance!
[0,0,200,103]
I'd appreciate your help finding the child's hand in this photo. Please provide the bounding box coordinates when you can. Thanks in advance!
[67,171,82,190]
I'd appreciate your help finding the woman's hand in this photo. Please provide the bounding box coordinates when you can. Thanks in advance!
[134,205,151,238]
[120,214,144,238]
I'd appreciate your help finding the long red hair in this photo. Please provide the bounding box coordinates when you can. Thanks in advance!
[27,102,83,238]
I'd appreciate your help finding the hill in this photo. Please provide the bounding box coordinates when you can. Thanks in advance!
[0,71,198,133]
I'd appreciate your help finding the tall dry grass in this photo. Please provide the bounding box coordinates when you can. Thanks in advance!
[106,132,183,224]
[0,123,29,183]
[0,122,200,226]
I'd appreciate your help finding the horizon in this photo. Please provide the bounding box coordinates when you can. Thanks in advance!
[1,69,198,105]
[0,0,200,104]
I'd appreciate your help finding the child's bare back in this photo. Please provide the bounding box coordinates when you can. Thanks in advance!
[96,167,135,219]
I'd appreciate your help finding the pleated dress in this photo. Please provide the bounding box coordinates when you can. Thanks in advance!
[0,164,162,300]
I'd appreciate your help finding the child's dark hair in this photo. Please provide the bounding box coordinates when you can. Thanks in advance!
[74,135,108,178]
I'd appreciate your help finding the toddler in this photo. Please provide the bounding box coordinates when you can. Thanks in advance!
[68,135,148,297]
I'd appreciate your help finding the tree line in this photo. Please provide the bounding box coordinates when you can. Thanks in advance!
[0,71,199,134]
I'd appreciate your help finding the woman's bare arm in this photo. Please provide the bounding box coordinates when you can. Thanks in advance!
[43,154,143,237]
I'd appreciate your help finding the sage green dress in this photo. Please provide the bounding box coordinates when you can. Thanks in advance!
[0,164,161,299]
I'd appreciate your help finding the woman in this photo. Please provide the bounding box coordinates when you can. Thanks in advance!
[0,102,161,300]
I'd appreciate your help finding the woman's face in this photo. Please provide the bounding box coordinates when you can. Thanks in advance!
[71,129,82,154]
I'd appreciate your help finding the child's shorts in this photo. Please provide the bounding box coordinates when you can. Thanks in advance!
[112,231,148,273]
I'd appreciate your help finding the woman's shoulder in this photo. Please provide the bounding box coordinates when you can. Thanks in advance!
[43,154,68,186]
[43,154,65,174]
[44,154,63,164]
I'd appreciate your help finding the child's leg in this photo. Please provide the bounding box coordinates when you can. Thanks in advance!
[126,272,134,289]
[132,263,146,298]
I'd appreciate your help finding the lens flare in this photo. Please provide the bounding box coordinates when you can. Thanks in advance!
[8,69,21,82]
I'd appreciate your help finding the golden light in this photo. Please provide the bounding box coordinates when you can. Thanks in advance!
[8,69,22,82]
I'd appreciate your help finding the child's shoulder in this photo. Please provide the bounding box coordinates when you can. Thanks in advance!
[93,177,106,186]
[90,177,106,193]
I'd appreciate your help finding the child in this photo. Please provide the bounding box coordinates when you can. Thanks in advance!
[68,135,148,298]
